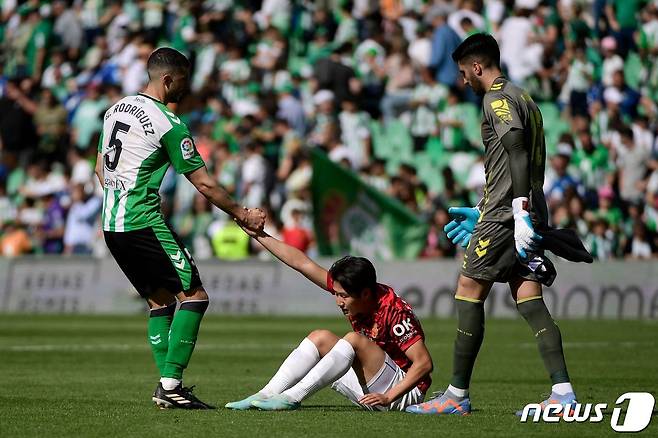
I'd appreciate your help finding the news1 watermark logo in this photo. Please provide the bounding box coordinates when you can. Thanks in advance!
[520,392,655,432]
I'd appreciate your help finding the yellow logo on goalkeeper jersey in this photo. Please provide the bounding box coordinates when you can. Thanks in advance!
[490,98,513,123]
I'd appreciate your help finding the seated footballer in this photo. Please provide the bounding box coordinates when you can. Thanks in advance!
[225,230,433,411]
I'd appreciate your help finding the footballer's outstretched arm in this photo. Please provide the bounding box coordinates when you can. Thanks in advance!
[252,231,328,291]
[186,166,265,231]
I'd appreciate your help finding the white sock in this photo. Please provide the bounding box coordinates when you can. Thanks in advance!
[447,384,469,398]
[260,338,320,396]
[160,377,181,391]
[283,339,355,403]
[552,382,574,396]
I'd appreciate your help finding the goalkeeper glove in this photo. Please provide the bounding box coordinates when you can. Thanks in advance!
[443,206,480,248]
[513,197,542,260]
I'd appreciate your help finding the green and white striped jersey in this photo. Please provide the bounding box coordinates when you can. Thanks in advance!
[98,93,205,232]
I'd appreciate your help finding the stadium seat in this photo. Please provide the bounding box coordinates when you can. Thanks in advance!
[370,120,391,159]
[384,120,413,161]
[538,102,569,156]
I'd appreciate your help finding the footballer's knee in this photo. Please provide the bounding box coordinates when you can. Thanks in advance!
[342,332,369,350]
[511,278,542,302]
[178,286,209,302]
[147,288,176,309]
[456,275,491,301]
[307,329,340,354]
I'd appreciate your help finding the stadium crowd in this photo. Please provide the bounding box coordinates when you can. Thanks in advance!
[1,0,658,261]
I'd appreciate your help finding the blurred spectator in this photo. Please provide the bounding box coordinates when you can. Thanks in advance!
[572,130,611,205]
[601,36,624,88]
[63,183,101,255]
[276,83,306,135]
[0,78,39,161]
[559,45,594,117]
[593,185,623,230]
[52,1,84,60]
[499,0,544,85]
[404,67,447,152]
[41,49,74,92]
[281,206,314,254]
[175,193,214,260]
[544,143,582,208]
[339,98,371,168]
[614,126,650,205]
[20,160,67,199]
[39,192,65,254]
[240,142,268,208]
[421,207,456,258]
[408,24,432,68]
[623,221,657,259]
[380,39,415,122]
[0,222,32,257]
[34,87,68,161]
[71,83,108,150]
[604,70,641,119]
[586,217,616,260]
[427,4,461,87]
[313,43,358,109]
[211,219,250,260]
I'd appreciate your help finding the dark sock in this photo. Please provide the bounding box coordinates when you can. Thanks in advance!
[148,303,176,376]
[162,300,209,380]
[450,296,485,390]
[517,297,570,384]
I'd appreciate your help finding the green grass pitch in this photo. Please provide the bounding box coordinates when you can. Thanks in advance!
[1,315,656,437]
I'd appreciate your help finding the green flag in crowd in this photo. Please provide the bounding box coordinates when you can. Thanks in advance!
[311,150,427,260]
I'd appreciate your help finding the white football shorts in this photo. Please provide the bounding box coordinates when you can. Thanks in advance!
[330,353,424,411]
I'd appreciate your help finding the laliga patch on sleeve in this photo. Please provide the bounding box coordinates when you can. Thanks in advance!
[180,137,194,160]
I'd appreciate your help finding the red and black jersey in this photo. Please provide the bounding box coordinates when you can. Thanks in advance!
[326,276,431,394]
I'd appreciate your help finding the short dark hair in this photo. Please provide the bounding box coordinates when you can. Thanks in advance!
[451,33,500,69]
[328,256,377,297]
[147,47,190,80]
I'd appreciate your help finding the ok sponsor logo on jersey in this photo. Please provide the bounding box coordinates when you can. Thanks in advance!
[392,317,417,344]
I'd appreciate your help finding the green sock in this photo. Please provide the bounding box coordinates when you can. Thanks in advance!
[517,297,570,384]
[451,296,485,390]
[162,300,209,380]
[148,303,175,376]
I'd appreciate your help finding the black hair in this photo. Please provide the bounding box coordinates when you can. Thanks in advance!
[451,33,500,69]
[147,47,190,80]
[328,256,377,298]
[619,126,634,140]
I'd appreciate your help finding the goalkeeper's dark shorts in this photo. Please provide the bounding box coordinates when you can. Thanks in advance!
[460,220,541,283]
[104,221,202,298]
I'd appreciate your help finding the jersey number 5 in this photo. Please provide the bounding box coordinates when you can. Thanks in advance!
[104,121,131,171]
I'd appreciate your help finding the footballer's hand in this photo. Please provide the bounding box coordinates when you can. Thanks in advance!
[512,197,542,260]
[444,206,480,248]
[236,221,260,237]
[238,207,266,232]
[358,392,391,408]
